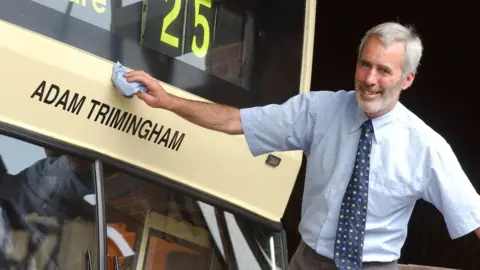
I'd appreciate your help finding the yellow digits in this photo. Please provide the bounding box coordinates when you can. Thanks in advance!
[160,0,181,48]
[192,0,211,58]
[158,0,212,57]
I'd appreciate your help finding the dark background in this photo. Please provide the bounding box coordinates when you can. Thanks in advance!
[282,1,480,269]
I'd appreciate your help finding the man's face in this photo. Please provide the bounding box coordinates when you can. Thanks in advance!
[354,35,414,118]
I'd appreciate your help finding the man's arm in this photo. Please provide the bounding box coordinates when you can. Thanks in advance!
[123,70,347,156]
[422,142,480,240]
[168,96,242,135]
[123,70,242,135]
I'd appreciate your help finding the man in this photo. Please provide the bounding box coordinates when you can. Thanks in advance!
[0,151,95,268]
[123,22,480,269]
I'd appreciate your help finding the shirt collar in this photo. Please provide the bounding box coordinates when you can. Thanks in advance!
[349,98,403,143]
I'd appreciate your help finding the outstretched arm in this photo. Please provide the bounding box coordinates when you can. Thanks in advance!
[124,70,243,135]
[167,95,242,135]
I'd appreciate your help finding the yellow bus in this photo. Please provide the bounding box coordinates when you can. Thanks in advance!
[0,0,316,269]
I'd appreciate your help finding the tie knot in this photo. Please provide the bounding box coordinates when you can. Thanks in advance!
[362,120,374,135]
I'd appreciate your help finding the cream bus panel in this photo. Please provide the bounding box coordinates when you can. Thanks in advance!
[0,20,303,222]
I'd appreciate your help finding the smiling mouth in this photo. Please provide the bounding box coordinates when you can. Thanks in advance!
[363,90,379,96]
[359,86,380,96]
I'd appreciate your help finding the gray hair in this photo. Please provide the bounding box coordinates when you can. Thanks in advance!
[357,22,423,76]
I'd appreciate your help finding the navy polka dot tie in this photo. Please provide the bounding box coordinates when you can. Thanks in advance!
[333,119,374,270]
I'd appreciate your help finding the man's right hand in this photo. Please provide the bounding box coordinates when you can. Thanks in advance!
[123,70,171,109]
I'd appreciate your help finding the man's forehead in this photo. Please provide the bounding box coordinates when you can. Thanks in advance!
[362,36,405,69]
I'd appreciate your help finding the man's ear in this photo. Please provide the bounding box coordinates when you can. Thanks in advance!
[402,72,415,90]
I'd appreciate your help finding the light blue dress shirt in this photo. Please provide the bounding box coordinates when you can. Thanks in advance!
[239,90,480,262]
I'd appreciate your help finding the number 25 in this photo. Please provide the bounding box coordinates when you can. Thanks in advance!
[160,0,211,58]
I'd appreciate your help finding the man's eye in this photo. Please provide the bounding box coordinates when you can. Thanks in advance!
[379,68,390,75]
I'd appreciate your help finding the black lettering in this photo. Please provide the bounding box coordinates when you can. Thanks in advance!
[68,93,86,115]
[158,128,171,147]
[31,81,86,115]
[105,107,116,126]
[109,109,128,130]
[150,123,164,142]
[95,103,110,124]
[139,120,153,140]
[87,99,101,119]
[31,81,46,100]
[83,100,186,152]
[121,114,132,132]
[54,90,69,110]
[169,131,185,151]
[126,115,143,135]
[44,84,60,105]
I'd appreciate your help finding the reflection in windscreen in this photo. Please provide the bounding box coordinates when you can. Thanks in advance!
[103,169,228,269]
[197,202,226,260]
[225,212,262,270]
[0,136,46,174]
[0,135,98,269]
[102,166,285,269]
[198,203,283,270]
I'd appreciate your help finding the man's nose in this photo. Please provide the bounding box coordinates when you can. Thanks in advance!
[365,70,377,86]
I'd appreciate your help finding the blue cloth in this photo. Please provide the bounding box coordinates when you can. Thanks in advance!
[111,61,147,98]
[333,119,373,269]
[239,90,480,262]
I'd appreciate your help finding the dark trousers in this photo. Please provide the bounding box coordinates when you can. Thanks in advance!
[288,240,398,270]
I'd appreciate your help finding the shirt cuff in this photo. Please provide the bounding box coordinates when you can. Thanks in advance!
[448,208,480,239]
[240,108,263,157]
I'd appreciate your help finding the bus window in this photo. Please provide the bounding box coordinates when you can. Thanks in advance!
[0,134,98,269]
[102,165,285,269]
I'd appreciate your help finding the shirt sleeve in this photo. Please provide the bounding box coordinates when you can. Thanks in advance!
[239,90,346,157]
[422,141,480,239]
